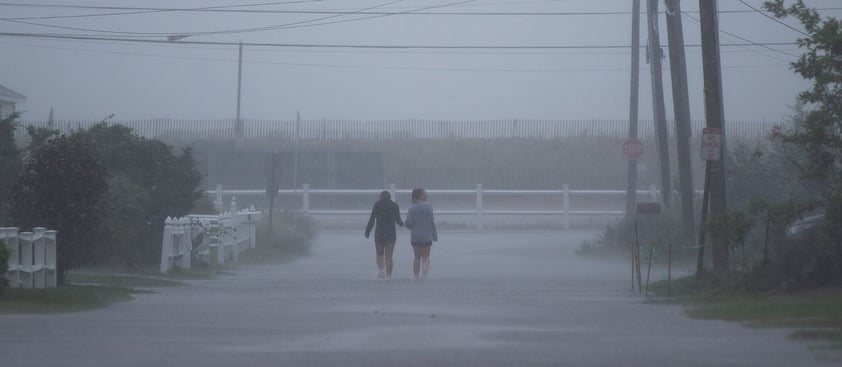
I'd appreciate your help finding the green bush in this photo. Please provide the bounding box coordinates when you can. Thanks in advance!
[579,203,694,260]
[257,211,316,257]
[9,133,109,285]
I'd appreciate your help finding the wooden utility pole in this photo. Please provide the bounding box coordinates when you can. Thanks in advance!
[626,0,641,216]
[665,0,696,240]
[646,0,672,207]
[698,0,729,272]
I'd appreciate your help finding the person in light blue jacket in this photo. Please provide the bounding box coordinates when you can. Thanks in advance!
[405,188,438,280]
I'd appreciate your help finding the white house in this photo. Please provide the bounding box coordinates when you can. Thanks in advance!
[0,84,26,118]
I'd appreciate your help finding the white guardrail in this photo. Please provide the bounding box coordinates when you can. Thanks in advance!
[207,184,661,230]
[1,227,58,288]
[160,208,261,274]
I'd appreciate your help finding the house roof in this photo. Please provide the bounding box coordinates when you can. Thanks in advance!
[0,84,26,103]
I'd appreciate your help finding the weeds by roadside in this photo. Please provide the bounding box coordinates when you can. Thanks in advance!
[650,276,842,348]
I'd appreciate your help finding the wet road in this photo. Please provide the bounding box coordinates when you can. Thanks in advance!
[1,231,838,366]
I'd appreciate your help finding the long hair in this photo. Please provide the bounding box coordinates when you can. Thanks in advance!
[411,188,425,203]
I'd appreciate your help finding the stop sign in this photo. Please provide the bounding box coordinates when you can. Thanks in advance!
[623,138,643,159]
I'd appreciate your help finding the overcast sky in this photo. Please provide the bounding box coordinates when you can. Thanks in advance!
[1,0,840,123]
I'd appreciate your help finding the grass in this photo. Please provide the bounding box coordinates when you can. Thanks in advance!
[0,285,139,314]
[0,271,184,314]
[650,276,842,348]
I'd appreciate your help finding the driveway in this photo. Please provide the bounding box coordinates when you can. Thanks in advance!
[1,231,837,366]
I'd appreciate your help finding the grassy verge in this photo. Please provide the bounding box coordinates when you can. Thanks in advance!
[0,285,138,314]
[651,276,842,348]
[0,272,184,314]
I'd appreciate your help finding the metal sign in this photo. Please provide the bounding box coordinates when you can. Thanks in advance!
[701,128,722,161]
[623,138,644,160]
[636,202,661,214]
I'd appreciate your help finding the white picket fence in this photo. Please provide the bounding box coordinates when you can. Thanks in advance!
[160,208,261,273]
[1,227,58,288]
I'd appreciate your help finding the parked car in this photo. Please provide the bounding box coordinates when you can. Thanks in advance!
[786,214,826,239]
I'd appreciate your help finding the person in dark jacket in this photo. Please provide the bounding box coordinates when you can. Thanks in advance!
[365,190,404,279]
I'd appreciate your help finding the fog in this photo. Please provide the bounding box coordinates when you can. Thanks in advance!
[2,0,839,123]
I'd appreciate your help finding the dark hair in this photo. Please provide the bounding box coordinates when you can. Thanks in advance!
[379,190,390,200]
[411,188,425,203]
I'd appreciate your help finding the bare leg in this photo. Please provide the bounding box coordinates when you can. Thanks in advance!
[412,245,422,279]
[375,242,386,278]
[420,246,431,278]
[384,241,395,279]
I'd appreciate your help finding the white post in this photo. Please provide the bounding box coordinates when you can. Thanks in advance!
[18,232,33,288]
[302,184,310,213]
[563,184,570,230]
[649,184,658,202]
[3,227,20,288]
[44,230,57,288]
[160,217,175,274]
[178,217,192,271]
[214,184,224,212]
[32,227,46,288]
[389,184,397,203]
[476,184,484,230]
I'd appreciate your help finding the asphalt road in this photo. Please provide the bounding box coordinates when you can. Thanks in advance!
[1,231,838,366]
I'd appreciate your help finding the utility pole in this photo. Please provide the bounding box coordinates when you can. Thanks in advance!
[699,0,729,273]
[626,0,641,216]
[293,110,301,194]
[646,0,672,207]
[235,41,244,136]
[665,0,696,240]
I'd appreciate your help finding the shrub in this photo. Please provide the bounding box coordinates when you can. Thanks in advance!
[257,211,316,257]
[0,113,21,226]
[9,133,109,284]
[579,203,693,260]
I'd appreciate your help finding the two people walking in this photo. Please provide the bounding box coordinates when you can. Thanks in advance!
[365,188,437,280]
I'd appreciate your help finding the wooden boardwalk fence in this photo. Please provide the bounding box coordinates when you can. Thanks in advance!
[16,118,777,141]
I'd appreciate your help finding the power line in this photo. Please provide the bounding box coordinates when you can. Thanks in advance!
[2,0,481,37]
[0,40,789,73]
[0,31,799,49]
[680,11,797,61]
[0,1,328,21]
[5,4,842,20]
[737,0,808,36]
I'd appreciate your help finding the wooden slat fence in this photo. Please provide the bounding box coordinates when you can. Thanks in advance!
[16,118,778,141]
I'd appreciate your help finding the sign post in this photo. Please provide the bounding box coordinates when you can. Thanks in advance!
[697,127,722,279]
[635,202,661,296]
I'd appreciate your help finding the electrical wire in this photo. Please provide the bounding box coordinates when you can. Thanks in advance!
[736,0,808,36]
[2,0,480,37]
[5,5,842,20]
[0,1,329,21]
[0,40,789,73]
[680,11,797,61]
[0,31,799,49]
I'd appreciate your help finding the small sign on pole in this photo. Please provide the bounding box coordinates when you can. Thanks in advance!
[636,202,661,214]
[701,128,722,161]
[623,138,644,160]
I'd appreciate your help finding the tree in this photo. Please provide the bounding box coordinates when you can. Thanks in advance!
[0,113,21,226]
[9,133,109,284]
[763,1,842,284]
[81,123,203,267]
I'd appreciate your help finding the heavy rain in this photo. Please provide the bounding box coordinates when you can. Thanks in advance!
[1,1,841,366]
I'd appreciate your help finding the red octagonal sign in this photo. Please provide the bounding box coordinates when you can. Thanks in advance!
[623,138,643,160]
